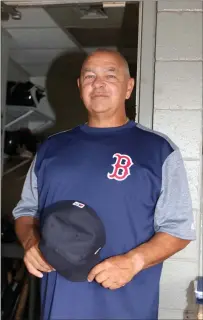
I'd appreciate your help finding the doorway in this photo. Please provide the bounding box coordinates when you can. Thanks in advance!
[1,2,140,319]
[2,2,140,135]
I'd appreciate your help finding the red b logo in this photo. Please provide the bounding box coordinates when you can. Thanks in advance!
[107,153,133,181]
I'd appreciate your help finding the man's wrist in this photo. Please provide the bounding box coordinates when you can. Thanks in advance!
[125,249,145,275]
[21,226,40,251]
[15,216,40,251]
[23,235,39,251]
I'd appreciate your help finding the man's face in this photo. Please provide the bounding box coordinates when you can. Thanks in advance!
[78,52,134,115]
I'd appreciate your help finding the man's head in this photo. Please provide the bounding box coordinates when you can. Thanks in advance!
[77,49,134,117]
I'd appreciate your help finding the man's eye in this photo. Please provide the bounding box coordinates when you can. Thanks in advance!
[84,75,94,79]
[107,74,116,79]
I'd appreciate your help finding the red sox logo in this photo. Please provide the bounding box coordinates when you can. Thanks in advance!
[107,153,134,181]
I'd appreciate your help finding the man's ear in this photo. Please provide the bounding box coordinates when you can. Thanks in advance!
[126,78,135,100]
[77,78,83,100]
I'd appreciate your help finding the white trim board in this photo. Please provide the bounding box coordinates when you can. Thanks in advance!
[136,1,157,128]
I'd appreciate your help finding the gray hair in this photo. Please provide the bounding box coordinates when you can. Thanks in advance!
[83,48,130,77]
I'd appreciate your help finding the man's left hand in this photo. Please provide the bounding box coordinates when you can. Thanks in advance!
[87,254,143,290]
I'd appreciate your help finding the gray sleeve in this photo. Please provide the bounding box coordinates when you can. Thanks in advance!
[12,157,39,220]
[154,149,196,240]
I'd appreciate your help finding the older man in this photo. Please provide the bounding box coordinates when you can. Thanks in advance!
[13,50,195,319]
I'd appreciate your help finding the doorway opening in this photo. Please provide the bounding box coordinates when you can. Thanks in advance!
[2,2,140,135]
[2,0,140,197]
[1,2,140,319]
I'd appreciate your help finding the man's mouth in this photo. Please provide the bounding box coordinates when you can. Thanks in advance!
[91,93,108,98]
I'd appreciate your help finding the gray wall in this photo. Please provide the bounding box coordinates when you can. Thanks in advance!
[155,1,203,319]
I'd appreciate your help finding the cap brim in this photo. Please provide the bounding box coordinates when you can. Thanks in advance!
[39,242,101,282]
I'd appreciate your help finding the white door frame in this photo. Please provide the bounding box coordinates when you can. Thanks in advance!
[136,1,157,129]
[1,29,10,175]
[3,1,157,129]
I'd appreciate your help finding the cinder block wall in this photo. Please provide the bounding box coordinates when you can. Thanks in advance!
[154,2,203,319]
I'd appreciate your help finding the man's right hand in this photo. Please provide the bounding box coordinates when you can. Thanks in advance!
[15,216,54,278]
[24,242,54,278]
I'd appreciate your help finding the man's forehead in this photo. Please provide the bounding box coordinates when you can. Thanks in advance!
[81,52,124,72]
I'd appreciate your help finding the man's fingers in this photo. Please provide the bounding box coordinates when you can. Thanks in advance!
[95,271,109,284]
[108,282,122,290]
[25,260,43,278]
[101,279,111,288]
[25,247,53,272]
[25,254,48,273]
[32,248,53,271]
[38,253,55,271]
[88,262,106,282]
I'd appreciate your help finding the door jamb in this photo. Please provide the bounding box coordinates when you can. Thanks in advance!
[135,1,157,129]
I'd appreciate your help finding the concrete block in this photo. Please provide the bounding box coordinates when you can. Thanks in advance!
[156,12,203,60]
[184,161,201,210]
[159,260,198,310]
[153,110,202,159]
[158,1,203,12]
[155,62,202,110]
[158,308,196,320]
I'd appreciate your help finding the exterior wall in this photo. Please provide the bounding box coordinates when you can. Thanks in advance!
[154,2,203,319]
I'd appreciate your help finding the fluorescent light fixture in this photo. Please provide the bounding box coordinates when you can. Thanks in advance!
[103,2,126,8]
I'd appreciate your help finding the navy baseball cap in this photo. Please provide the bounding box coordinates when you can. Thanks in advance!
[39,200,106,282]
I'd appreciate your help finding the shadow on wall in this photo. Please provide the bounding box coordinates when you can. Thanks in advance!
[45,51,88,135]
[183,279,198,319]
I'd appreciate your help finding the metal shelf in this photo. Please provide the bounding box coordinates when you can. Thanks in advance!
[5,102,55,133]
[3,157,32,176]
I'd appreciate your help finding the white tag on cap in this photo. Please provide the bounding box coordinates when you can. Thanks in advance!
[72,201,85,209]
[94,247,101,255]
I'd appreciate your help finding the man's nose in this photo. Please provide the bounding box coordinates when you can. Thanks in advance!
[92,76,105,88]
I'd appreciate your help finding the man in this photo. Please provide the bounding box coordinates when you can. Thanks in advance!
[13,49,195,319]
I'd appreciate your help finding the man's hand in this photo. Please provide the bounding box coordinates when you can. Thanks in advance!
[87,254,144,290]
[24,241,54,278]
[15,216,55,278]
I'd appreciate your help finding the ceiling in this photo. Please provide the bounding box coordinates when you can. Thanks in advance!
[2,2,139,77]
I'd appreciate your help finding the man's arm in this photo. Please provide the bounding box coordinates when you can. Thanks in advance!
[127,147,195,271]
[87,233,190,289]
[13,158,39,247]
[88,149,196,289]
[15,216,40,250]
[13,158,53,277]
[126,232,190,272]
